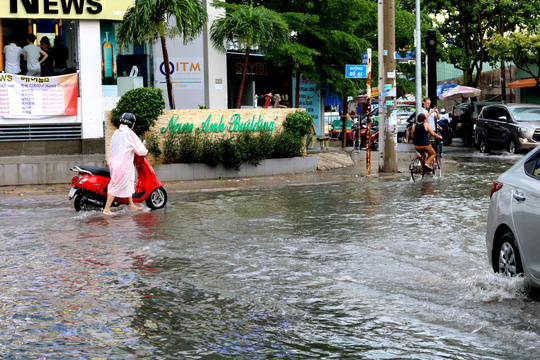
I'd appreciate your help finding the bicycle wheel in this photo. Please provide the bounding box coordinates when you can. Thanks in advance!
[410,156,424,182]
[432,156,442,178]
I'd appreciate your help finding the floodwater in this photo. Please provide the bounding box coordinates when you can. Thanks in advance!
[1,149,540,359]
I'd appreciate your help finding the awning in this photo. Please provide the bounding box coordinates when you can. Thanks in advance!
[508,78,540,89]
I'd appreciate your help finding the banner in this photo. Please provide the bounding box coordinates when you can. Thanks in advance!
[0,73,78,118]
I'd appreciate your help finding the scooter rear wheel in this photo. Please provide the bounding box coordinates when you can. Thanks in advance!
[74,193,103,212]
[146,187,167,210]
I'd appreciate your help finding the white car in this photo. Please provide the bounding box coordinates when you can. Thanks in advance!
[487,145,540,286]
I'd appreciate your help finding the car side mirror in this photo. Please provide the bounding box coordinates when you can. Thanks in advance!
[498,116,507,122]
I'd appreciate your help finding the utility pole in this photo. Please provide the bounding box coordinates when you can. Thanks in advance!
[426,30,437,104]
[415,0,422,117]
[500,16,506,103]
[380,0,398,172]
[378,0,385,171]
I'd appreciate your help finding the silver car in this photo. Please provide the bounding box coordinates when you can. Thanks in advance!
[487,145,540,287]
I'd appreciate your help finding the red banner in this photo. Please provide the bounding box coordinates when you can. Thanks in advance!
[0,73,78,118]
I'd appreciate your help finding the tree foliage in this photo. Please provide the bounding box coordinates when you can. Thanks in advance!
[117,0,208,109]
[210,1,290,108]
[402,0,540,87]
[487,32,540,87]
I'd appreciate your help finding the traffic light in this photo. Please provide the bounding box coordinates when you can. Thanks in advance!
[425,29,437,104]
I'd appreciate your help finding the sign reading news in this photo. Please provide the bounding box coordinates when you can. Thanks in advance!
[0,73,78,118]
[3,0,133,20]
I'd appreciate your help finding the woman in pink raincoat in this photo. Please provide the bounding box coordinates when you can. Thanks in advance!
[103,113,148,215]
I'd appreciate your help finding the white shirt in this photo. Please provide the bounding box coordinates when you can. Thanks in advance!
[3,43,23,74]
[420,107,436,131]
[23,43,42,71]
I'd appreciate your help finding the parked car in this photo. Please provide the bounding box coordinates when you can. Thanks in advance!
[396,105,414,141]
[476,104,540,154]
[487,145,540,287]
[448,101,498,146]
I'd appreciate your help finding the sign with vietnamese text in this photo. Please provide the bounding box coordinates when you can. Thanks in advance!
[345,64,367,78]
[0,73,78,118]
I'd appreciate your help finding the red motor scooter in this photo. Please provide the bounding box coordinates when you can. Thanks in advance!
[68,154,167,212]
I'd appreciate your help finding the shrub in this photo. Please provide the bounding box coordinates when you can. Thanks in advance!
[176,132,203,164]
[146,131,162,158]
[201,136,222,167]
[162,133,181,164]
[235,131,273,167]
[219,136,244,172]
[111,87,165,136]
[272,131,304,158]
[283,111,313,138]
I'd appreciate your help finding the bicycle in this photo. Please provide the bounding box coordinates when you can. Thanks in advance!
[409,149,442,182]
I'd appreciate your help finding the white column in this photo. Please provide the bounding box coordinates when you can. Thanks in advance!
[204,2,228,109]
[78,20,104,139]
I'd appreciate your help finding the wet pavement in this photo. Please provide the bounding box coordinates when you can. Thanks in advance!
[1,143,540,359]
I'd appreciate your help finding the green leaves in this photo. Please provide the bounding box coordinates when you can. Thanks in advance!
[117,0,208,48]
[210,1,290,52]
[111,87,166,136]
[487,32,540,80]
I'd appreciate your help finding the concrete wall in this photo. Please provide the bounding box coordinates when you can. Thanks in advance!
[155,156,318,182]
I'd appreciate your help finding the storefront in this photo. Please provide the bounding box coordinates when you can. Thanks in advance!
[0,0,134,152]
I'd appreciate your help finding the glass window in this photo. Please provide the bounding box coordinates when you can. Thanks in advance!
[509,107,540,122]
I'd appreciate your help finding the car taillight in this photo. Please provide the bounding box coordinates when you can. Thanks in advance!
[490,181,504,199]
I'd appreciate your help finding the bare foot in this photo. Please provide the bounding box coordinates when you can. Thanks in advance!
[103,209,113,215]
[129,204,143,212]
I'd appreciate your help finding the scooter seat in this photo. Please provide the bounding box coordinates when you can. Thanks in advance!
[77,165,110,178]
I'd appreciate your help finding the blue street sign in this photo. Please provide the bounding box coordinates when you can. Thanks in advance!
[345,64,367,78]
[362,52,368,65]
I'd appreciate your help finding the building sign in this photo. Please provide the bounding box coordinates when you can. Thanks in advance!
[161,113,277,134]
[292,75,321,134]
[155,57,204,90]
[3,0,133,20]
[0,73,78,118]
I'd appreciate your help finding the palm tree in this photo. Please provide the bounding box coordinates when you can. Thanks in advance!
[210,1,289,109]
[117,0,208,109]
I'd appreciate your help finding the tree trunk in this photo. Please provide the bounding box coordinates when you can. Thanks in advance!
[236,48,250,109]
[295,69,300,108]
[160,35,176,110]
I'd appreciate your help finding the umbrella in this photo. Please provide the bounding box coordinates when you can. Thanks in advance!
[396,93,415,104]
[436,82,459,99]
[440,85,481,101]
[324,84,341,107]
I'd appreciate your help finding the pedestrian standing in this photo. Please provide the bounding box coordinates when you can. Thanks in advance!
[3,37,23,75]
[51,36,69,74]
[23,34,48,76]
[39,36,54,76]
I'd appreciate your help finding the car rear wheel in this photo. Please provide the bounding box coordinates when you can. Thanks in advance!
[479,137,490,153]
[496,232,523,277]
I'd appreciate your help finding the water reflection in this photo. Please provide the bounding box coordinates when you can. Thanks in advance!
[2,152,540,358]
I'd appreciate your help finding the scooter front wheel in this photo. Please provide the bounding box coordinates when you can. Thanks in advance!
[146,187,167,210]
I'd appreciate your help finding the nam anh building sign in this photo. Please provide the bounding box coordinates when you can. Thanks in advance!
[4,0,133,20]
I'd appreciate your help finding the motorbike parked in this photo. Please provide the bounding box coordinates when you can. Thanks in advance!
[353,119,379,150]
[68,154,167,212]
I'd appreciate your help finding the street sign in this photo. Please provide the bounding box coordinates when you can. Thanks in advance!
[362,52,368,65]
[345,64,367,78]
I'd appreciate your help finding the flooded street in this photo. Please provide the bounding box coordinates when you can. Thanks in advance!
[2,149,540,359]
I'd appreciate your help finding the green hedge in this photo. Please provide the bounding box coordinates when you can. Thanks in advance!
[159,130,304,171]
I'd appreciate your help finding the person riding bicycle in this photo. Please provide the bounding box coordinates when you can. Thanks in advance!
[412,113,443,172]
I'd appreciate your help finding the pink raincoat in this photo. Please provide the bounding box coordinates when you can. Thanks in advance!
[107,124,148,198]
